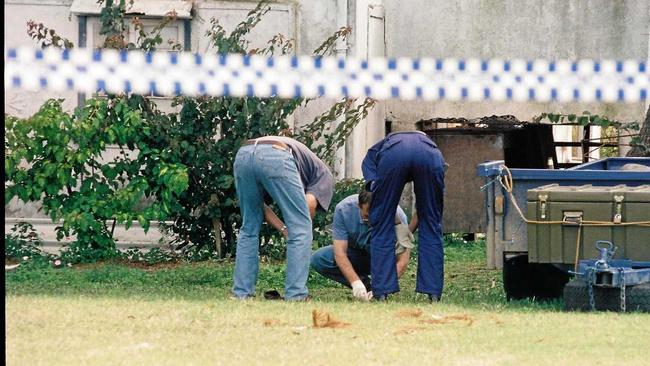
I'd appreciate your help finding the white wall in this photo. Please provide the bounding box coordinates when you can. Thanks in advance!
[382,0,650,132]
[5,0,78,117]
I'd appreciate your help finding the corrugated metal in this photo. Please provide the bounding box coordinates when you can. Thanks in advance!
[70,0,192,19]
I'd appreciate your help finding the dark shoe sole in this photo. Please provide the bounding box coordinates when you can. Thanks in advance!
[264,290,283,300]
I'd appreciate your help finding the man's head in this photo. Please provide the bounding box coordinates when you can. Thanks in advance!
[358,190,372,222]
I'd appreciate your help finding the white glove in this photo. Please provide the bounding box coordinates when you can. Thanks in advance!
[351,280,370,301]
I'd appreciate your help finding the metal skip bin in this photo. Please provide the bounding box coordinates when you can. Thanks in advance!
[527,184,650,266]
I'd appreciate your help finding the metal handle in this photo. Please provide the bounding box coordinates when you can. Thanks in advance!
[595,240,614,252]
[594,240,616,270]
[563,211,583,225]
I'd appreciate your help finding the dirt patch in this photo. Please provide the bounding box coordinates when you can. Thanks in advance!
[312,309,350,329]
[393,325,426,335]
[420,314,475,327]
[488,315,503,325]
[262,318,284,327]
[72,260,185,271]
[394,308,423,318]
[113,260,185,271]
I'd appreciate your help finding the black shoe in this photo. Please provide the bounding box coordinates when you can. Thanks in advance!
[428,294,441,303]
[374,294,389,302]
[264,290,283,300]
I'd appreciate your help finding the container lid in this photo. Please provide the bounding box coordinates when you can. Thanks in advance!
[527,184,650,203]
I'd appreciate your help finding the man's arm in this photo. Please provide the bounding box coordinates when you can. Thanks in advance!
[263,204,288,238]
[334,239,371,301]
[409,212,419,233]
[333,239,361,285]
[264,191,318,236]
[305,193,318,219]
[396,248,411,277]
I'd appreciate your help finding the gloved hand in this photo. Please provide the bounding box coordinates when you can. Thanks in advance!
[395,223,415,255]
[351,280,371,301]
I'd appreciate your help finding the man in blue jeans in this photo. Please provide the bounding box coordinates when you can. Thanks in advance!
[362,131,446,302]
[310,191,416,301]
[232,136,334,301]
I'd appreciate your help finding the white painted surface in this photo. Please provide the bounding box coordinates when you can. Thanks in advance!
[345,0,385,179]
[5,0,78,118]
[382,0,650,135]
[4,0,341,245]
[70,0,193,18]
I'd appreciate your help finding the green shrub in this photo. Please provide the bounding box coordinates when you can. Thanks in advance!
[7,1,374,263]
[5,222,48,260]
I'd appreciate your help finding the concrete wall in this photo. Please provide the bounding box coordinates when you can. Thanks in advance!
[383,0,650,130]
[4,0,339,119]
[5,0,78,117]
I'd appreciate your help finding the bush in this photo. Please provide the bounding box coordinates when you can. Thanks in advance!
[6,0,375,262]
[5,222,48,260]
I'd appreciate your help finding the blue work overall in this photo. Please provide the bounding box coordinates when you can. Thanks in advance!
[362,132,446,298]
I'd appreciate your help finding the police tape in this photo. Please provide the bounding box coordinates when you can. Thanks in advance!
[4,47,649,103]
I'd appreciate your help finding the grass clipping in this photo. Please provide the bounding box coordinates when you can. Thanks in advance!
[312,309,350,329]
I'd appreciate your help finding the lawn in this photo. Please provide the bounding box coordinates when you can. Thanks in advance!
[6,240,650,365]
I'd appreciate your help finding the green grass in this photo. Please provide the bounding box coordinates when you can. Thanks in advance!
[6,240,650,365]
[6,239,533,309]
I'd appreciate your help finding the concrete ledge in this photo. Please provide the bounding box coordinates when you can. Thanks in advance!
[5,218,175,254]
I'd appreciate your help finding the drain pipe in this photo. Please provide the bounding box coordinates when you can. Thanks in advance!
[333,0,349,178]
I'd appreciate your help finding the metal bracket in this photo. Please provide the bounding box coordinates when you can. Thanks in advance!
[539,194,548,219]
[571,240,650,312]
[613,195,624,224]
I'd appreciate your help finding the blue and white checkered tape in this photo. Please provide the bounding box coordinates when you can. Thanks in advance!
[4,47,649,103]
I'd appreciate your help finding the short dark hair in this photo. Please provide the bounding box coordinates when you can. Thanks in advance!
[358,190,372,206]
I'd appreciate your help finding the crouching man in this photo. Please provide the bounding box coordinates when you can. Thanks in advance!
[310,190,415,301]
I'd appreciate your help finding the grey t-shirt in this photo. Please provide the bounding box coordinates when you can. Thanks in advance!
[265,136,334,212]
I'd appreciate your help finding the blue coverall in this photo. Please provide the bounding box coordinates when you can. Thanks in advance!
[361,131,446,298]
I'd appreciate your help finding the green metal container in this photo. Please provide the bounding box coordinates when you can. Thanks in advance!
[527,184,650,265]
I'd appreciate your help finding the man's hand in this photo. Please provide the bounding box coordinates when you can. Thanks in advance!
[351,280,371,301]
[281,225,288,239]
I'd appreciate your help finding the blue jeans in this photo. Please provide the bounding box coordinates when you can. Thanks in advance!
[369,133,445,298]
[232,144,313,301]
[310,245,371,288]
